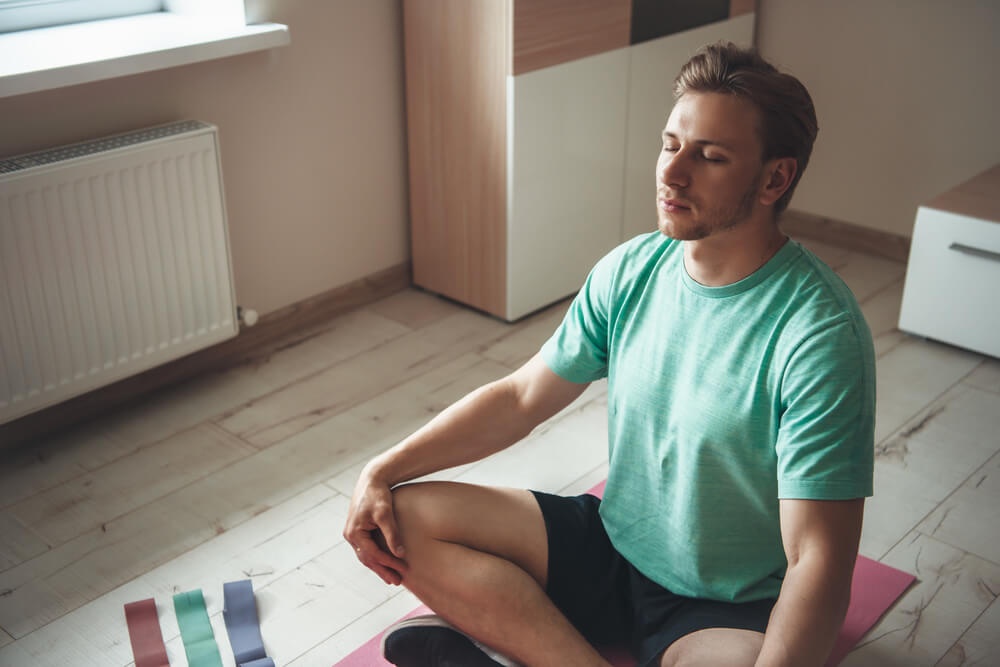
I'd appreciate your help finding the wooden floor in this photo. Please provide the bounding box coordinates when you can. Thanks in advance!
[0,236,998,667]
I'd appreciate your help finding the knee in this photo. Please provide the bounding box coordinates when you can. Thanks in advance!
[390,481,496,555]
[389,482,471,585]
[391,482,446,547]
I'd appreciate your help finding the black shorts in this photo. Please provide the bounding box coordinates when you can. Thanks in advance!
[531,490,777,667]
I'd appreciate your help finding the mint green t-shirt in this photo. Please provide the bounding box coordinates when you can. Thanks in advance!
[541,232,875,603]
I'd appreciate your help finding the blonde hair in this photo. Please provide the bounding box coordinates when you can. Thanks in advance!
[674,42,818,215]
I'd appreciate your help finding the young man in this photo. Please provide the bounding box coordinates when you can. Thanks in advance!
[344,43,874,667]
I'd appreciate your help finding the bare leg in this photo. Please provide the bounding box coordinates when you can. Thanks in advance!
[392,481,610,667]
[659,628,764,666]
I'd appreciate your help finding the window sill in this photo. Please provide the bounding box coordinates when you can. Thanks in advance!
[0,12,289,99]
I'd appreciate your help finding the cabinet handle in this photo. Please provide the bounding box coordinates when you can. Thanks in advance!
[948,242,1000,263]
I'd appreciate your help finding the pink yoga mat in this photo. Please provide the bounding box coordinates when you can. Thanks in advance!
[335,482,914,667]
[825,554,914,665]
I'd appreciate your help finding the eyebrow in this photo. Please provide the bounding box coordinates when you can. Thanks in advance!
[662,131,735,152]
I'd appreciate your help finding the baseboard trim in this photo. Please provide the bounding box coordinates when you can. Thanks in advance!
[780,209,911,263]
[0,262,412,449]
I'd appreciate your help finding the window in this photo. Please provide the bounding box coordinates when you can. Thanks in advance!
[0,0,288,98]
[0,0,162,34]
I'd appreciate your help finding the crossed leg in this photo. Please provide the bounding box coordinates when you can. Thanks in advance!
[391,481,764,667]
[391,481,609,667]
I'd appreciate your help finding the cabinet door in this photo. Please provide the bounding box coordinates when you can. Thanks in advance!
[507,47,630,320]
[621,14,755,241]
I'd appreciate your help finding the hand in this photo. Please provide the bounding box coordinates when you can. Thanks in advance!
[343,467,408,585]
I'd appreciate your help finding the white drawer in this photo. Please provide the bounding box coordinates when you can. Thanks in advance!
[899,206,1000,358]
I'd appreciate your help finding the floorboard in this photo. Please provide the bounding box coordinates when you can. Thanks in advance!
[1,241,997,667]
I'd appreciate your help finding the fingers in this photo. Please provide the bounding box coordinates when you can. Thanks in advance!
[357,540,408,585]
[345,509,408,585]
[344,477,409,584]
[369,562,402,586]
[351,532,408,585]
[373,511,405,559]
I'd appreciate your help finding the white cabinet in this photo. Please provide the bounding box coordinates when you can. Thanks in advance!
[899,165,1000,358]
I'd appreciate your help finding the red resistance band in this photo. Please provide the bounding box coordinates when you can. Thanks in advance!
[124,598,170,667]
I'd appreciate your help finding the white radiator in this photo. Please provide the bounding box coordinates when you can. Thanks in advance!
[0,121,238,425]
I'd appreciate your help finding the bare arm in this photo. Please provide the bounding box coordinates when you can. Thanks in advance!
[343,352,589,583]
[364,353,588,484]
[754,497,864,666]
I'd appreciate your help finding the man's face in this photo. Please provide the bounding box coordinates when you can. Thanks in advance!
[655,92,768,241]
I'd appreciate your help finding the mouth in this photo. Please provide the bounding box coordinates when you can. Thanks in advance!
[658,197,691,213]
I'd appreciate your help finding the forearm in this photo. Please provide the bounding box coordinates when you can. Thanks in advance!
[364,376,539,486]
[754,556,851,666]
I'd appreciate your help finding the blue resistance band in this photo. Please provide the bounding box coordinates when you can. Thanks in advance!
[222,579,275,667]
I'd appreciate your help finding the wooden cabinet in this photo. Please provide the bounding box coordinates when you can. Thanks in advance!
[899,165,1000,358]
[403,0,755,320]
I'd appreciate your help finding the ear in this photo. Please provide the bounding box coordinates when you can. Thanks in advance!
[758,157,797,207]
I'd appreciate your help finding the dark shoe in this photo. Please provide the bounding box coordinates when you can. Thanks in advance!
[381,614,519,667]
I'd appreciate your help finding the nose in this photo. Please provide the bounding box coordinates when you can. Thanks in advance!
[659,148,691,189]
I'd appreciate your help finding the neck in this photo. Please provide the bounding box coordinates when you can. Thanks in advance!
[683,217,787,287]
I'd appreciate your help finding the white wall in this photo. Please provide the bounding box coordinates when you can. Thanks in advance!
[0,0,409,318]
[757,0,1000,238]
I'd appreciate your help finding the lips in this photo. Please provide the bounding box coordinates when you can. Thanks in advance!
[658,197,692,212]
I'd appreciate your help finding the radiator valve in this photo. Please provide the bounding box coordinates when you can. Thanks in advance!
[238,306,258,327]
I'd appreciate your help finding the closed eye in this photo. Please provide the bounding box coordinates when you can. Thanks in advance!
[662,144,726,163]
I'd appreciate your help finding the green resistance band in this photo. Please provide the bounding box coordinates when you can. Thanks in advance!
[173,589,224,667]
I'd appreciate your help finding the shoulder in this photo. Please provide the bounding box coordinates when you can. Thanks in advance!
[591,231,677,293]
[604,231,674,268]
[774,242,871,342]
[769,246,876,409]
[760,243,876,391]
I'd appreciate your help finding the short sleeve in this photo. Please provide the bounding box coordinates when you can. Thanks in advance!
[776,317,875,500]
[539,246,622,383]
